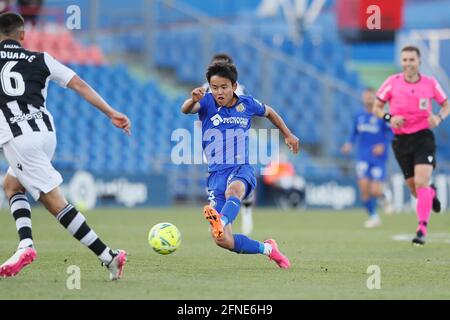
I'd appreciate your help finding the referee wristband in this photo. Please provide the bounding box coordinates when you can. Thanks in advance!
[383,113,392,122]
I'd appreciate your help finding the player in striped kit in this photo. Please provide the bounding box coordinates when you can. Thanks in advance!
[0,12,130,279]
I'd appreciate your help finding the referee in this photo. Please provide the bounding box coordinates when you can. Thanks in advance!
[373,45,450,245]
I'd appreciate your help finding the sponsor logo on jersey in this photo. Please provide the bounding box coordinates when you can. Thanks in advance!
[10,111,44,124]
[357,123,379,134]
[210,114,249,128]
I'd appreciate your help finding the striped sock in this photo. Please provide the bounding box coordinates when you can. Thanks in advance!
[56,204,115,264]
[9,193,34,249]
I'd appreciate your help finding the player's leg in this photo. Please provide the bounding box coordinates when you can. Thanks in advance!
[365,179,383,228]
[392,134,415,198]
[0,173,37,277]
[204,169,248,238]
[357,178,372,215]
[380,182,394,215]
[204,167,290,268]
[412,164,434,245]
[356,161,377,226]
[404,175,438,212]
[240,191,254,235]
[411,130,439,245]
[205,179,247,242]
[39,187,127,280]
[3,172,33,249]
[365,165,386,228]
[0,141,39,277]
[227,167,290,268]
[203,171,227,239]
[405,177,416,197]
[369,180,384,199]
[215,179,289,268]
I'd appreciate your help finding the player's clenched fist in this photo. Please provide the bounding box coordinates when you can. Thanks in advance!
[191,87,206,102]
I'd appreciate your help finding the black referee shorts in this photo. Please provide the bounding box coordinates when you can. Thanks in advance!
[392,129,436,180]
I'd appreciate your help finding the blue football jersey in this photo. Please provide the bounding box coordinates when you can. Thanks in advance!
[348,110,393,163]
[198,93,266,172]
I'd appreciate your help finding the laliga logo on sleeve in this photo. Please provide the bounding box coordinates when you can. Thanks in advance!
[210,114,224,126]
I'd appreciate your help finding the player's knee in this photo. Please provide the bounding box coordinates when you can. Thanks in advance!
[369,186,383,198]
[359,189,369,201]
[3,179,24,199]
[225,187,243,200]
[414,177,428,188]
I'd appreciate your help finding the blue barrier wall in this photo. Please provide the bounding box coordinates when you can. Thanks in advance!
[0,171,170,209]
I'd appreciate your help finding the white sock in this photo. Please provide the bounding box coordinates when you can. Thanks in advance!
[18,239,33,249]
[99,247,114,265]
[220,216,228,227]
[263,243,272,256]
[241,207,253,235]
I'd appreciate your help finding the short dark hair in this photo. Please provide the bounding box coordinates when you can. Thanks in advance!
[0,12,25,37]
[206,62,238,84]
[401,45,421,58]
[210,53,234,64]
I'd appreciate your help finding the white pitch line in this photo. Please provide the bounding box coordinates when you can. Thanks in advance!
[392,233,450,243]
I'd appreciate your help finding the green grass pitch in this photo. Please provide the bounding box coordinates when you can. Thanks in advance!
[1,207,450,299]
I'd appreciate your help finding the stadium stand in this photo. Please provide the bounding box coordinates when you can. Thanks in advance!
[10,0,450,202]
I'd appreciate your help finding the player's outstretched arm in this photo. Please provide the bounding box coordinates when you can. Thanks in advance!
[265,106,299,154]
[67,75,131,135]
[181,87,205,114]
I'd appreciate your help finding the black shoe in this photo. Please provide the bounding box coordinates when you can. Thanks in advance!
[430,184,441,213]
[412,230,426,246]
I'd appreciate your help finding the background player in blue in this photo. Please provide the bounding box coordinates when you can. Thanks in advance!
[341,88,393,228]
[181,62,299,269]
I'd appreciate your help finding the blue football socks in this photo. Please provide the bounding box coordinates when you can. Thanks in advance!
[363,198,377,217]
[232,234,263,254]
[220,196,241,226]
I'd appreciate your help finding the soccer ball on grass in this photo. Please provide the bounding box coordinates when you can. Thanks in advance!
[148,222,181,255]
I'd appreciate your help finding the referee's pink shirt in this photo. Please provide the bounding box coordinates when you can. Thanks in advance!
[376,73,447,135]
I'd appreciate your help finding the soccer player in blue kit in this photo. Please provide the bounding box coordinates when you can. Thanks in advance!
[181,62,299,268]
[341,88,393,228]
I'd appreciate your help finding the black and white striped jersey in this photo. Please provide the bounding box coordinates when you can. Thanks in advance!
[0,39,76,145]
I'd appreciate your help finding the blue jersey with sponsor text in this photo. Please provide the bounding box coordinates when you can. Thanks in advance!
[348,110,393,163]
[198,93,266,172]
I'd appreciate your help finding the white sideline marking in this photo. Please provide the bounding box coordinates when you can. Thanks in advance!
[392,233,450,243]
